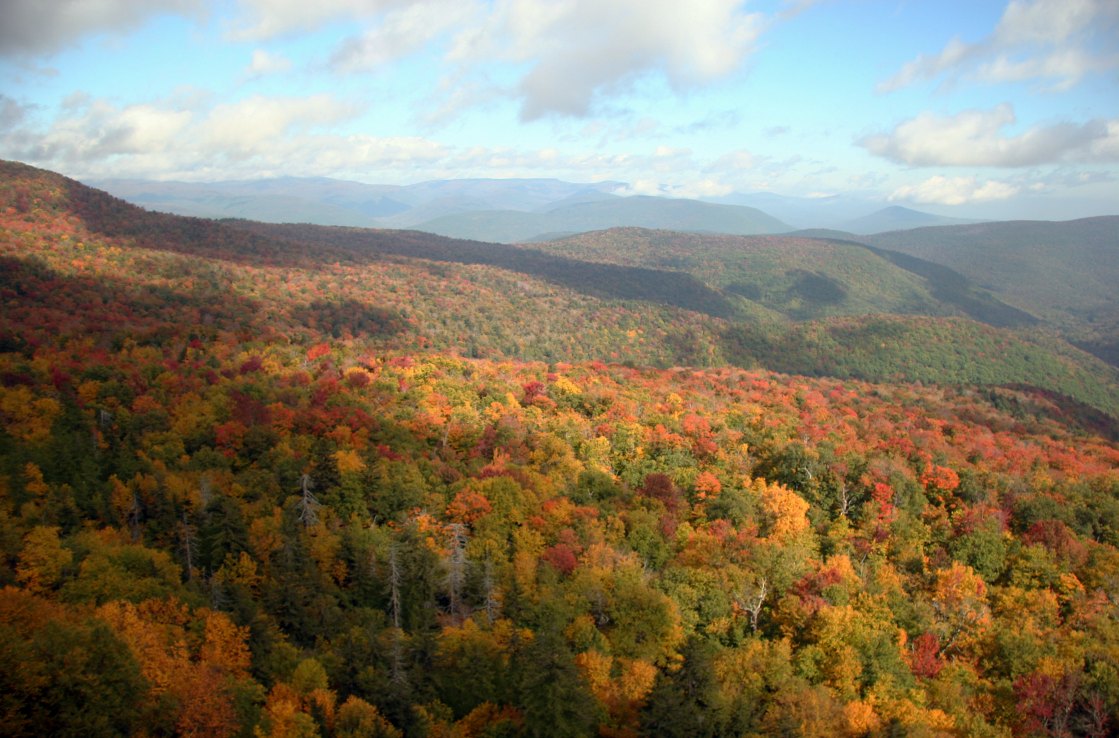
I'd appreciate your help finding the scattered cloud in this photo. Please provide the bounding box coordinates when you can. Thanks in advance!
[7,97,192,167]
[859,104,1119,167]
[3,92,726,184]
[879,0,1119,93]
[707,149,758,171]
[227,0,408,41]
[443,0,768,120]
[778,0,828,20]
[199,95,361,158]
[889,175,1020,206]
[245,49,293,77]
[0,0,204,56]
[0,96,30,130]
[0,93,415,179]
[675,110,742,135]
[613,178,734,198]
[329,0,479,72]
[1,1,804,128]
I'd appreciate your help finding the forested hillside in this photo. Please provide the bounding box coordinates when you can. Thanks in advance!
[3,160,1119,737]
[865,218,1119,366]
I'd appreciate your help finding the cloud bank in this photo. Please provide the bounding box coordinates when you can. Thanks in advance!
[860,104,1119,167]
[879,0,1119,92]
[0,0,204,56]
[889,176,1020,206]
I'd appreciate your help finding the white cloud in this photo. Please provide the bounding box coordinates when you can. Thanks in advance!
[860,104,1118,167]
[707,149,757,171]
[329,0,479,72]
[1091,121,1119,160]
[993,0,1101,45]
[227,0,407,41]
[611,176,737,199]
[199,95,361,157]
[0,0,204,56]
[879,0,1119,92]
[9,98,192,165]
[245,49,293,76]
[0,93,434,180]
[444,0,768,120]
[889,176,1020,206]
[0,96,30,130]
[238,0,792,122]
[877,38,975,93]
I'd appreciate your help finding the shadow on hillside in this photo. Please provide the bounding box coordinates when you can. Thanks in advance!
[0,253,408,352]
[1073,339,1119,369]
[47,173,736,320]
[995,385,1119,442]
[808,237,1038,329]
[230,222,738,320]
[60,177,332,267]
[290,299,407,341]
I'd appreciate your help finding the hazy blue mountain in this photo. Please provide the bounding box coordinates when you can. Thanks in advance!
[415,196,791,242]
[840,206,982,234]
[705,192,882,229]
[88,176,408,226]
[89,175,624,229]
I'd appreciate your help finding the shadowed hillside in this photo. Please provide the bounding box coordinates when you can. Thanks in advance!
[4,160,1119,420]
[227,221,737,319]
[866,217,1119,362]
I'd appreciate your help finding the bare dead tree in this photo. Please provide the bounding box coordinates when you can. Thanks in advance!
[836,483,852,518]
[445,523,469,621]
[388,542,407,686]
[737,577,768,632]
[389,542,402,630]
[297,473,320,528]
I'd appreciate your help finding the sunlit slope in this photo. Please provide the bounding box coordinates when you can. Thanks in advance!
[538,227,1034,325]
[867,217,1119,363]
[3,159,1118,420]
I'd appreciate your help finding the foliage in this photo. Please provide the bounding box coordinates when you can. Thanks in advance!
[1,160,1119,736]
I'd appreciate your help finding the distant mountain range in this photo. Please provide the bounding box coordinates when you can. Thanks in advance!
[77,172,1118,363]
[415,196,790,242]
[838,205,981,234]
[86,176,625,233]
[5,159,1118,419]
[89,175,984,241]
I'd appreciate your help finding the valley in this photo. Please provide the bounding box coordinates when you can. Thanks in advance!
[2,160,1119,736]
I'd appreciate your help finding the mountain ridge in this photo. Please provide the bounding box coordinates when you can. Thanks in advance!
[87,172,1041,239]
[5,159,1118,419]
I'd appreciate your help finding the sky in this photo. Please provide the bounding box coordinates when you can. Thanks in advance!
[1,0,1117,219]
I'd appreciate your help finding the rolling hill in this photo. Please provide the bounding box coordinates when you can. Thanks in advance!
[838,205,981,234]
[92,174,793,241]
[866,217,1119,363]
[87,175,626,230]
[414,196,792,242]
[5,159,1119,736]
[536,228,1036,327]
[5,159,1119,421]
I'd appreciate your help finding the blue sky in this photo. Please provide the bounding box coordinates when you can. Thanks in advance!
[1,0,1117,219]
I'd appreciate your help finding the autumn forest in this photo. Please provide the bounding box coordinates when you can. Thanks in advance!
[3,160,1119,738]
